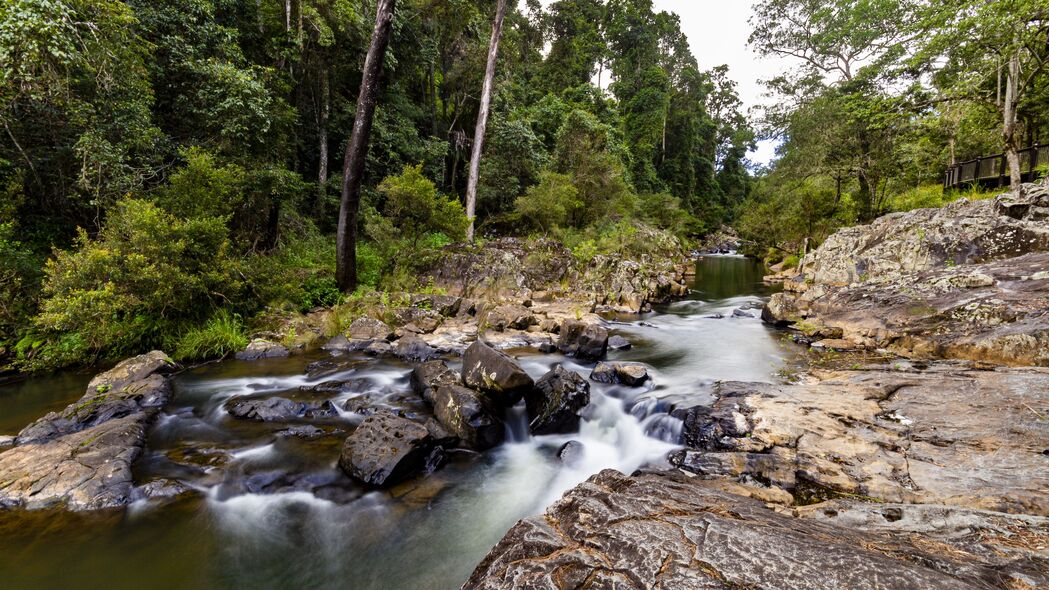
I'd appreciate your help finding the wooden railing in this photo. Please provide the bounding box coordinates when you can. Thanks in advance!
[944,144,1048,190]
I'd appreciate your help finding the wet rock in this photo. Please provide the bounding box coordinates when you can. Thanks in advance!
[338,411,443,487]
[431,384,505,450]
[0,435,15,450]
[225,397,338,422]
[589,362,650,386]
[364,340,393,356]
[461,340,534,407]
[556,320,608,360]
[321,335,352,351]
[671,405,720,449]
[342,392,430,421]
[235,339,290,361]
[276,425,327,439]
[465,469,1049,590]
[410,360,461,404]
[299,378,374,394]
[537,342,557,354]
[731,308,754,318]
[132,478,194,502]
[525,366,590,435]
[669,447,796,489]
[392,335,438,362]
[607,335,632,351]
[0,413,146,510]
[347,317,394,341]
[16,351,175,445]
[557,441,585,467]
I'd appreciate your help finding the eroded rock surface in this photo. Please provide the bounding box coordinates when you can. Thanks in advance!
[461,340,534,407]
[338,411,445,487]
[525,366,590,435]
[465,469,1048,590]
[557,320,608,360]
[678,364,1049,515]
[225,397,338,422]
[431,384,505,450]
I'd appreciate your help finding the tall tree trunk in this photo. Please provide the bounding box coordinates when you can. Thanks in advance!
[336,0,397,292]
[318,65,330,190]
[464,0,508,242]
[1003,49,1022,189]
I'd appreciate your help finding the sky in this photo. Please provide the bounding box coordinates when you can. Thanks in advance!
[538,0,788,165]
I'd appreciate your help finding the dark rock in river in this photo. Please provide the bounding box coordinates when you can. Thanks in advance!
[607,335,632,350]
[132,478,194,502]
[225,397,338,422]
[464,469,1049,590]
[392,335,438,361]
[276,425,327,439]
[410,360,461,404]
[556,320,608,360]
[431,384,505,450]
[338,411,444,487]
[590,362,650,386]
[461,340,534,407]
[235,339,290,361]
[526,366,590,435]
[557,441,585,467]
[731,308,754,318]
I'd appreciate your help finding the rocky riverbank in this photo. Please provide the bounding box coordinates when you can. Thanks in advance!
[466,186,1049,589]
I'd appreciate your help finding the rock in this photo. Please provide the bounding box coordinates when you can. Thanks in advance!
[461,340,534,407]
[347,317,394,341]
[669,447,797,489]
[321,335,352,351]
[525,366,590,435]
[338,411,443,487]
[341,392,429,421]
[589,362,650,386]
[731,308,754,318]
[16,351,175,445]
[464,469,1049,590]
[364,340,393,356]
[431,384,505,450]
[556,320,609,360]
[390,307,443,333]
[0,413,146,510]
[132,478,193,502]
[411,294,462,317]
[607,335,632,350]
[392,335,438,361]
[410,360,461,404]
[421,237,575,300]
[810,338,859,352]
[225,397,338,422]
[299,378,374,394]
[235,339,290,361]
[557,441,585,467]
[691,365,1049,515]
[0,435,14,450]
[537,342,557,354]
[481,304,537,331]
[276,425,327,439]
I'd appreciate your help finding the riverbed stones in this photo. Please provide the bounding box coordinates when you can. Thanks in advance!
[556,320,608,360]
[392,335,438,361]
[589,361,650,386]
[235,339,290,361]
[464,469,1049,590]
[347,317,395,341]
[225,397,338,422]
[461,340,534,407]
[607,335,632,350]
[338,411,444,487]
[410,360,461,404]
[431,384,505,450]
[525,366,591,435]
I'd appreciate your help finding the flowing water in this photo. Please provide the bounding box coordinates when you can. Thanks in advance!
[0,255,797,590]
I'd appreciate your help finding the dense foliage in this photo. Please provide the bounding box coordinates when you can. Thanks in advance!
[0,0,752,370]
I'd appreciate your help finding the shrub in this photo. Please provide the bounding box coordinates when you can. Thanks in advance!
[27,198,240,368]
[514,172,581,233]
[174,310,248,361]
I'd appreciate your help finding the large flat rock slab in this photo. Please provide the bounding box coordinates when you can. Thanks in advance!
[465,469,1048,589]
[679,365,1049,515]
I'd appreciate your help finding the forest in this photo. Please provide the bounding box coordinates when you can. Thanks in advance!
[1,0,1047,372]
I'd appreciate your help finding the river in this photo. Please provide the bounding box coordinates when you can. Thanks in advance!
[0,255,797,590]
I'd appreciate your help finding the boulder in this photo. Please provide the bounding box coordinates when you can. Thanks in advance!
[411,294,463,317]
[525,366,590,435]
[364,340,393,356]
[235,339,290,361]
[410,360,461,404]
[338,411,444,486]
[464,469,1049,590]
[589,361,650,386]
[225,397,338,422]
[390,307,443,333]
[16,351,175,445]
[431,384,505,450]
[557,440,585,467]
[461,340,534,407]
[392,335,438,361]
[556,320,609,360]
[607,335,632,351]
[481,304,537,331]
[0,413,147,510]
[347,317,394,341]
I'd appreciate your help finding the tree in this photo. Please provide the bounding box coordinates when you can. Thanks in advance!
[336,0,397,292]
[916,1,1049,189]
[465,0,510,242]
